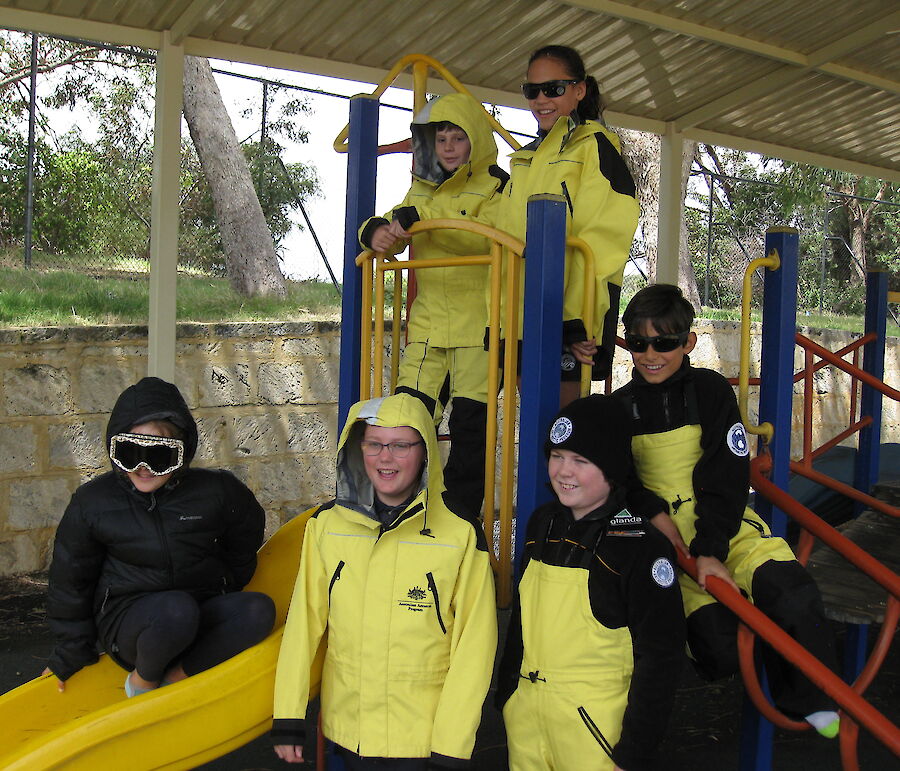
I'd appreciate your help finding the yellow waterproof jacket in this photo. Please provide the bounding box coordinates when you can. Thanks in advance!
[499,115,638,343]
[359,93,508,347]
[273,394,497,762]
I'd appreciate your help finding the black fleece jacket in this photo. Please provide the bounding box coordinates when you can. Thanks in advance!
[46,377,265,681]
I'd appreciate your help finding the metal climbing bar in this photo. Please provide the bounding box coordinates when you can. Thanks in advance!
[356,218,525,606]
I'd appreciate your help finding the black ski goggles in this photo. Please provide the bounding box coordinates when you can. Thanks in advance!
[624,331,689,353]
[110,433,185,476]
[521,79,580,99]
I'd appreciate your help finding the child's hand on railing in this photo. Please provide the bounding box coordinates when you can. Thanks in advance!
[569,338,597,365]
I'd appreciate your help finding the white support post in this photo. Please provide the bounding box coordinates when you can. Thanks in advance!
[657,125,684,285]
[148,31,184,382]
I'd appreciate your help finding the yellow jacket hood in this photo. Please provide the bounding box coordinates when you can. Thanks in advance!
[410,92,498,186]
[336,393,444,513]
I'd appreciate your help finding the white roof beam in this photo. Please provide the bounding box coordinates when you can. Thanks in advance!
[567,1,900,94]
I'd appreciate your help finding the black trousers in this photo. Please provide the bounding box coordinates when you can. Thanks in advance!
[112,589,275,682]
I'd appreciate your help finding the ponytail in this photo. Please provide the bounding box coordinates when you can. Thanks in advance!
[528,45,605,122]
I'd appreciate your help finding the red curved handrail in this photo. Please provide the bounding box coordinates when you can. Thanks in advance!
[675,545,900,757]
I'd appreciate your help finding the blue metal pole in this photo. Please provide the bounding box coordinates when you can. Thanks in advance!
[742,226,799,771]
[515,194,566,575]
[338,96,379,426]
[853,270,887,502]
[755,227,799,540]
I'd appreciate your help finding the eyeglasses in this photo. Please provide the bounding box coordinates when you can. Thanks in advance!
[624,332,689,353]
[110,433,185,476]
[360,440,423,458]
[521,79,580,99]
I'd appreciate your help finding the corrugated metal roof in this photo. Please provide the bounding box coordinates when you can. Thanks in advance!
[1,0,898,179]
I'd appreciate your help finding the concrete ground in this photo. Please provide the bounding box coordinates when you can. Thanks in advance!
[2,574,898,770]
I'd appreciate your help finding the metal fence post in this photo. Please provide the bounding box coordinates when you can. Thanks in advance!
[515,194,566,575]
[338,96,379,426]
[742,226,799,771]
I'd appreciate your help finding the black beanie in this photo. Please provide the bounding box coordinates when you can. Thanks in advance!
[544,394,632,484]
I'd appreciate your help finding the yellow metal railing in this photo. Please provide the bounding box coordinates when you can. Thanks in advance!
[333,53,521,154]
[738,248,780,443]
[357,219,524,605]
[357,223,600,604]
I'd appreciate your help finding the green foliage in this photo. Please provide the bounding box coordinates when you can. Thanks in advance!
[0,30,320,275]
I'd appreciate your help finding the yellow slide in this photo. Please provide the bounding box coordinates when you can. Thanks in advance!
[0,507,322,770]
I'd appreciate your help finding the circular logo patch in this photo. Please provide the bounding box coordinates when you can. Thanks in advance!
[727,422,750,457]
[549,416,573,445]
[651,557,675,588]
[561,352,577,371]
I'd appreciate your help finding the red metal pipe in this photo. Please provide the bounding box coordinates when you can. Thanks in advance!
[737,623,809,731]
[788,460,899,520]
[754,457,900,597]
[677,550,900,757]
[808,418,872,462]
[791,334,874,384]
[795,333,900,401]
[851,596,900,697]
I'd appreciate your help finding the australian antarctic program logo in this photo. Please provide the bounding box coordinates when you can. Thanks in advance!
[727,422,750,457]
[561,352,577,371]
[550,417,574,445]
[399,585,432,613]
[651,558,676,588]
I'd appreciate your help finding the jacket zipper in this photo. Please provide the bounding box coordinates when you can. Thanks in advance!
[328,560,345,599]
[148,492,175,584]
[577,706,614,758]
[425,572,447,634]
[100,587,110,614]
[560,180,574,216]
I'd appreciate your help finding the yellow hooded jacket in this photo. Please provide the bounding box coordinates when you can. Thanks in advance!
[272,393,497,762]
[499,115,639,344]
[359,93,508,348]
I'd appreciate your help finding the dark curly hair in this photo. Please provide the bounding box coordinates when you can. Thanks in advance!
[622,284,696,336]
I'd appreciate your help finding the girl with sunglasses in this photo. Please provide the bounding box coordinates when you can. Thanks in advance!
[501,44,639,406]
[44,377,275,699]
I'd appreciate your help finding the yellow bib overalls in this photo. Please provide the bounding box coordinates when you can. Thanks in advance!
[503,559,633,770]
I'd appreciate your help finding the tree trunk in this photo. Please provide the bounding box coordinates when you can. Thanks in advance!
[182,56,286,297]
[619,130,700,306]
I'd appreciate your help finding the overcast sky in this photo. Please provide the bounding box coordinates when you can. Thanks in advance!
[210,60,537,281]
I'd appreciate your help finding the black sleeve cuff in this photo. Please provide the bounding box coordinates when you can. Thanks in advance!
[393,205,420,230]
[690,536,729,563]
[360,217,390,248]
[562,318,588,345]
[270,718,306,747]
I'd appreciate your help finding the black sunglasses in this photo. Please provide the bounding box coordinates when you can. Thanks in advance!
[624,332,689,353]
[521,79,580,99]
[110,433,185,476]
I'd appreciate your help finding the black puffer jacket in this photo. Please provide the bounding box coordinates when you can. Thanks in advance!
[46,377,265,681]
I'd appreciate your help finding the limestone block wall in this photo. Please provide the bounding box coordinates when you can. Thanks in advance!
[0,319,896,577]
[0,322,343,576]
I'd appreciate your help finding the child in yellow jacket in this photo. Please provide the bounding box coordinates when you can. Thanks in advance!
[359,93,508,517]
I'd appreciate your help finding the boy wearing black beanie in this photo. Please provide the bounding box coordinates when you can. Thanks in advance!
[497,394,685,771]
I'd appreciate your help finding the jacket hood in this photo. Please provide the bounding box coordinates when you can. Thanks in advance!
[335,393,443,514]
[105,377,198,465]
[411,92,499,186]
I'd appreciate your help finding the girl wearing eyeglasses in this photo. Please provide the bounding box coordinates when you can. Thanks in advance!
[273,393,497,768]
[44,377,275,699]
[501,45,639,407]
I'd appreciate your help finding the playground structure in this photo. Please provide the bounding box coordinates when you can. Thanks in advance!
[0,52,898,771]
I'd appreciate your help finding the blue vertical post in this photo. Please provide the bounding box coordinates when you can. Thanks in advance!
[338,96,379,426]
[515,195,566,574]
[843,270,887,680]
[742,227,799,771]
[755,227,799,539]
[854,270,887,501]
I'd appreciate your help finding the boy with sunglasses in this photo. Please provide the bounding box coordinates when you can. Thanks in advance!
[273,393,497,768]
[45,377,274,698]
[614,284,840,737]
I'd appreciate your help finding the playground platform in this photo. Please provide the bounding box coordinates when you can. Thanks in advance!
[2,573,897,770]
